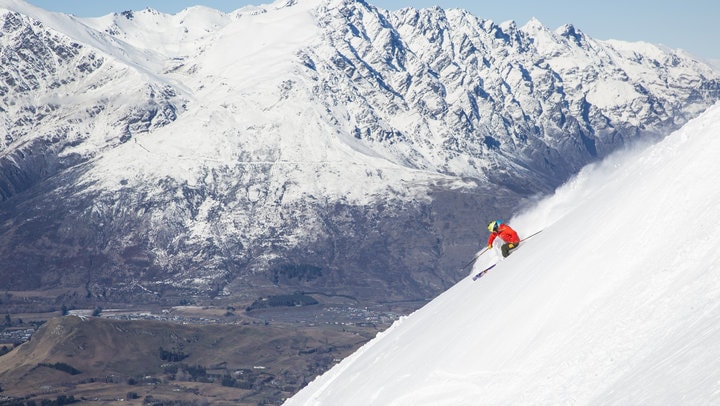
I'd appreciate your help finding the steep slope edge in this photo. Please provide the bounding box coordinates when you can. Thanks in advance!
[285,103,720,405]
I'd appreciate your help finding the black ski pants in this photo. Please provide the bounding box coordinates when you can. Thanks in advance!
[501,242,519,258]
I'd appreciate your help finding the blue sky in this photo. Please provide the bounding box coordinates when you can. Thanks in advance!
[24,0,719,61]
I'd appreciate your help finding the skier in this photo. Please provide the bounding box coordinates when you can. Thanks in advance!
[487,220,520,258]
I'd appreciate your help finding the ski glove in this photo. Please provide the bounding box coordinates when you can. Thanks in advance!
[508,243,514,249]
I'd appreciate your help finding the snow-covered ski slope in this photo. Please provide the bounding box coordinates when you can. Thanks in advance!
[285,102,720,405]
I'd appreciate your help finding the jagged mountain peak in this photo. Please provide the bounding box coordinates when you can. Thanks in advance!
[522,16,545,29]
[556,22,585,40]
[82,6,232,59]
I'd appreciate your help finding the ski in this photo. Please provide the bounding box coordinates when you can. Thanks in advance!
[472,263,497,281]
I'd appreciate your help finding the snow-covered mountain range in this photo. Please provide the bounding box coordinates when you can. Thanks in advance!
[0,0,718,306]
[284,96,720,406]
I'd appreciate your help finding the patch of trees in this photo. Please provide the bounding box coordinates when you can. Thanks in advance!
[60,305,74,316]
[159,346,189,362]
[38,362,82,375]
[160,363,283,393]
[270,264,323,284]
[246,293,319,311]
[219,369,275,391]
[141,397,205,405]
[162,363,210,382]
[4,395,80,405]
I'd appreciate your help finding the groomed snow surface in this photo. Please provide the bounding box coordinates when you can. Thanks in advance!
[285,103,720,405]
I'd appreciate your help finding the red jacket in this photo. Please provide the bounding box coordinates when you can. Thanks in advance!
[488,224,520,246]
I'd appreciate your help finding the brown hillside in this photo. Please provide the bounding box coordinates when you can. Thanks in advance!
[0,315,375,404]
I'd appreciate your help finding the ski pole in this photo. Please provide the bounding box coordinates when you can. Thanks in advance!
[461,246,489,270]
[520,229,543,242]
